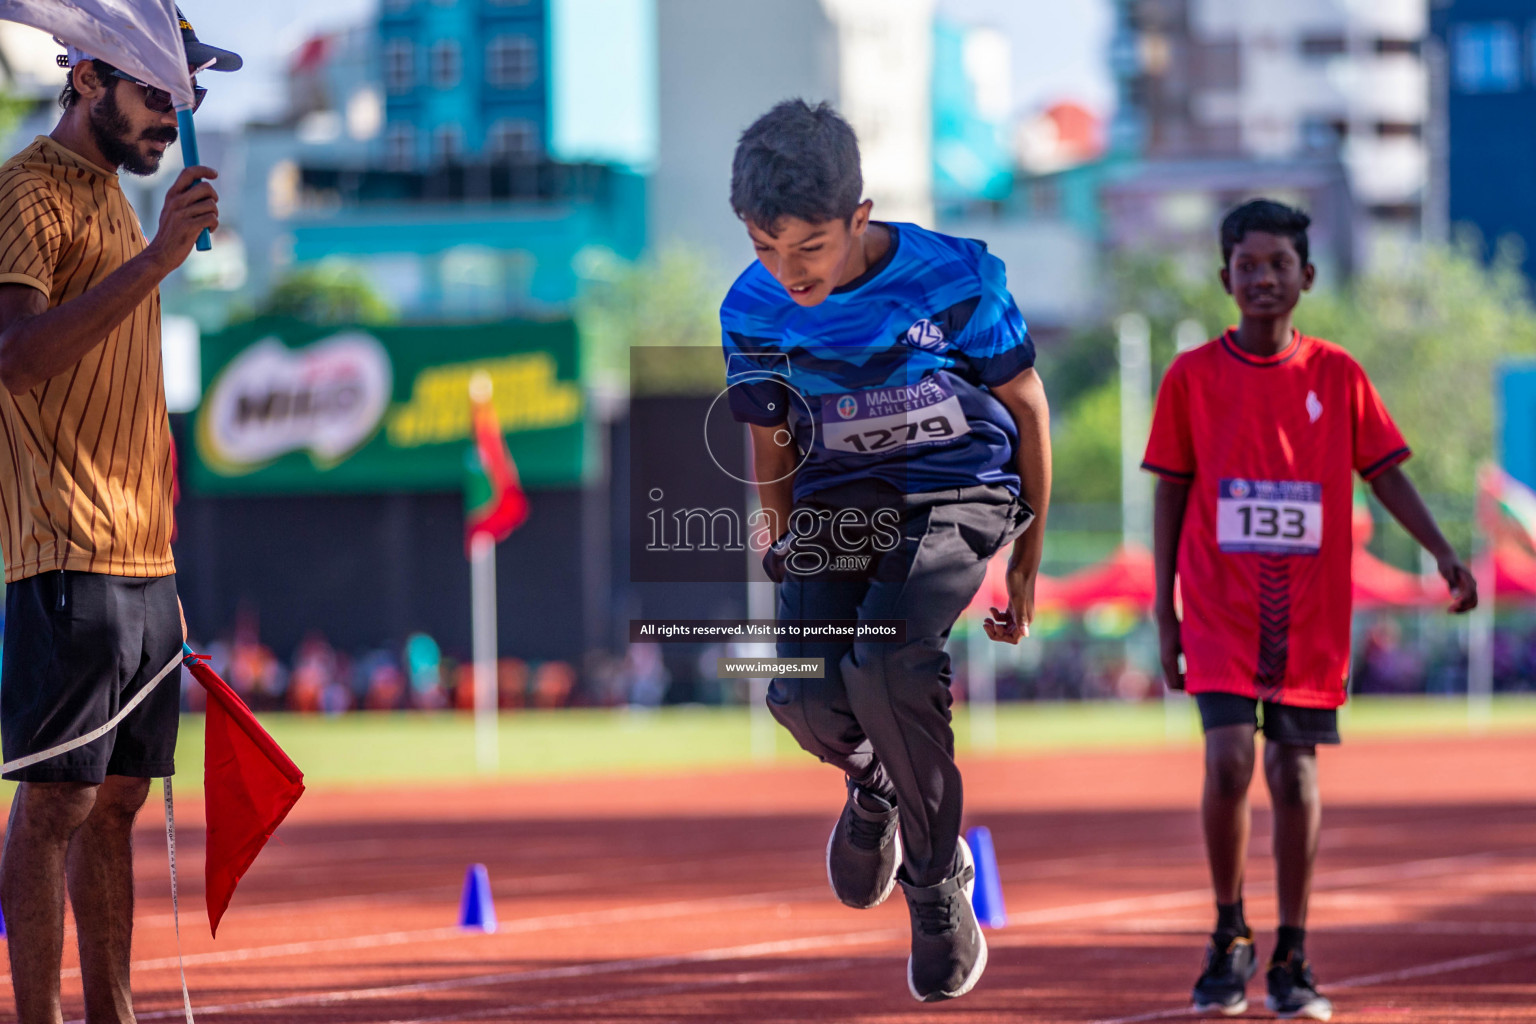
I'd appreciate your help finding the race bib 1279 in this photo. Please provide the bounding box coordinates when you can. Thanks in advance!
[1216,479,1322,555]
[820,377,971,455]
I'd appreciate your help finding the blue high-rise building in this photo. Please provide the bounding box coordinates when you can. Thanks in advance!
[1430,1,1536,273]
[378,0,549,168]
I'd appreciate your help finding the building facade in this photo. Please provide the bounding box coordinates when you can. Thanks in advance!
[1111,0,1429,259]
[378,0,549,168]
[651,0,935,263]
[225,0,646,321]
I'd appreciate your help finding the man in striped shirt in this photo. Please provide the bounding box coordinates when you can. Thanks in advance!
[0,17,239,1023]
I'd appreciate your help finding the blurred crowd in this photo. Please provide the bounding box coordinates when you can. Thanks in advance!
[181,631,581,714]
[2,606,1529,715]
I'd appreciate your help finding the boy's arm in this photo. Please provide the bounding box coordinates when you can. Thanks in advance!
[1154,478,1191,690]
[1368,465,1478,613]
[987,367,1051,644]
[748,422,796,542]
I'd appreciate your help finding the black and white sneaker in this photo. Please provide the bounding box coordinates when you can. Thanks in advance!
[1265,951,1333,1021]
[826,779,900,909]
[1191,930,1257,1015]
[900,836,987,1002]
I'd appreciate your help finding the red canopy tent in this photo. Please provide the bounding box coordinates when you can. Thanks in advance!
[1351,548,1433,609]
[1050,544,1157,612]
[966,535,1453,619]
[1494,542,1536,600]
[966,553,1061,616]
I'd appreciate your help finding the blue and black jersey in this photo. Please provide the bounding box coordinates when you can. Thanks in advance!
[719,222,1035,502]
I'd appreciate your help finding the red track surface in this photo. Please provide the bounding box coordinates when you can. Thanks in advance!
[5,733,1535,1023]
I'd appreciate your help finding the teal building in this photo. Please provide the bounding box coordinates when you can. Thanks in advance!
[379,0,550,167]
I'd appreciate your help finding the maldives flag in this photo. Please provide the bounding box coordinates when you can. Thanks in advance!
[464,381,529,551]
[184,650,306,937]
[1478,463,1536,549]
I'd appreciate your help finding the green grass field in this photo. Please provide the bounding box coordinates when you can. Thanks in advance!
[6,694,1531,800]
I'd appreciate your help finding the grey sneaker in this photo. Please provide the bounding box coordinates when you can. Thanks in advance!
[1266,951,1334,1021]
[826,779,900,909]
[900,836,987,1002]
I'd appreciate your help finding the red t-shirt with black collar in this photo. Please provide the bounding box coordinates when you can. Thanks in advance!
[1142,330,1409,708]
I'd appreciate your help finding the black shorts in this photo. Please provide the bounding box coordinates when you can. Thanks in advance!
[1194,691,1341,747]
[2,571,182,783]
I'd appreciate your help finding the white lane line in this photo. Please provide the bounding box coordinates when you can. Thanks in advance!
[41,885,829,981]
[1330,941,1536,990]
[1002,850,1524,930]
[1104,920,1536,938]
[65,847,1529,984]
[377,958,862,1024]
[1086,942,1536,1024]
[106,928,905,1023]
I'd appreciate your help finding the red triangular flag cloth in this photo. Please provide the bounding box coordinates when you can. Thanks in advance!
[463,381,529,553]
[184,650,306,937]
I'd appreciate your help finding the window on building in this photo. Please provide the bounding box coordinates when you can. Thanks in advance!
[1454,22,1521,93]
[486,35,537,87]
[383,39,414,94]
[1367,202,1422,224]
[429,39,461,89]
[1193,39,1240,90]
[1375,121,1422,139]
[432,124,464,165]
[384,123,415,170]
[1373,38,1421,56]
[1300,116,1348,151]
[1300,34,1347,59]
[487,119,539,160]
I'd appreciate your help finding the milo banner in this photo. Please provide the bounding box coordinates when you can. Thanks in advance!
[190,318,586,493]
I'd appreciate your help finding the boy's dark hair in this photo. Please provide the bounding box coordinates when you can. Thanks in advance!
[59,59,117,109]
[1220,199,1311,267]
[730,100,864,232]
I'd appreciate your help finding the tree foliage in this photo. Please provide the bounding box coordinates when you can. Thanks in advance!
[253,262,396,325]
[574,245,727,394]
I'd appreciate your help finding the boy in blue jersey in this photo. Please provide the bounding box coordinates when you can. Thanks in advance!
[720,100,1051,1002]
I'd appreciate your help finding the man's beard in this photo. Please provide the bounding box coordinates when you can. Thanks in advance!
[88,85,177,176]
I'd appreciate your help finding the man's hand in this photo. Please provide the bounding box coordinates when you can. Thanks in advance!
[1439,556,1478,614]
[145,166,218,272]
[984,556,1035,644]
[178,596,188,643]
[1157,607,1185,691]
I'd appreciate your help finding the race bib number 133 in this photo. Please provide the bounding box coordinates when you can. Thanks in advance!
[1216,479,1322,555]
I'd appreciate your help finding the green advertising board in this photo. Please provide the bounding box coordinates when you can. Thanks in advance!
[190,318,587,494]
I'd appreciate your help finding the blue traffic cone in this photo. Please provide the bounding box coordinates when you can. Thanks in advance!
[458,863,497,933]
[966,826,1007,929]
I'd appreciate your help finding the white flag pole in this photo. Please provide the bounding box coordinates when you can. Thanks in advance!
[471,531,499,773]
[1468,512,1495,732]
[469,370,500,774]
[967,617,998,751]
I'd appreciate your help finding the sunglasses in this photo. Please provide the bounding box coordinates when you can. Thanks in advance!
[109,70,206,113]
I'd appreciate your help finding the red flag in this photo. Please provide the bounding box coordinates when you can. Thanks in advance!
[464,382,529,552]
[185,654,306,937]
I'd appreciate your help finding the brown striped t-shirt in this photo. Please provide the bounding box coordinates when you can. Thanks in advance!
[0,135,173,583]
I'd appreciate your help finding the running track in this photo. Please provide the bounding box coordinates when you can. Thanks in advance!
[5,732,1535,1023]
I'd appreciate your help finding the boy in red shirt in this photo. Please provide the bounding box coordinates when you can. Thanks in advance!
[1144,200,1478,1020]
